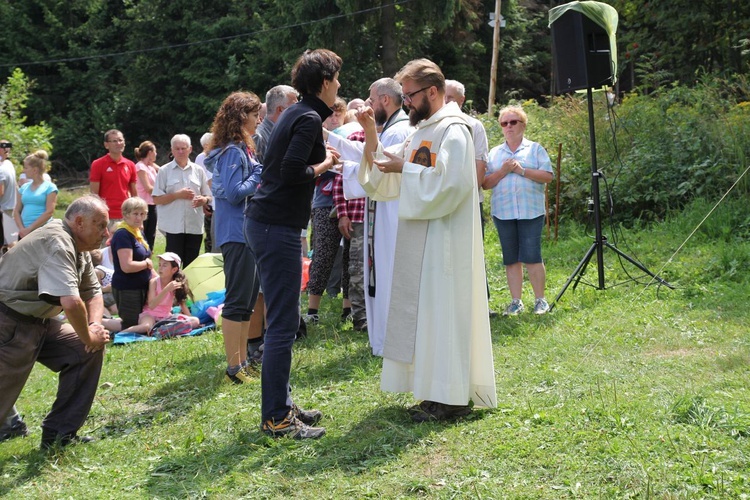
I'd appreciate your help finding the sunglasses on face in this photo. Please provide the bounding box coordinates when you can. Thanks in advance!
[0,142,12,148]
[500,120,521,128]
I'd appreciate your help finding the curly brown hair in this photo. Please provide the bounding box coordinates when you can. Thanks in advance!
[206,92,261,152]
[169,265,193,304]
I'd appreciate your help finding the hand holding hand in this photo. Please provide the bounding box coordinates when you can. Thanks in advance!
[85,324,110,352]
[500,158,517,176]
[322,148,341,172]
[179,187,195,200]
[191,195,206,208]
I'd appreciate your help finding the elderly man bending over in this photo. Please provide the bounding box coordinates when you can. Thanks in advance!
[0,195,111,449]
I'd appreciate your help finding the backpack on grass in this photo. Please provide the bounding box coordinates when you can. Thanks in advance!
[149,314,194,339]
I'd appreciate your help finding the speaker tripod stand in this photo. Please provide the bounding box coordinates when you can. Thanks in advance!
[550,88,672,311]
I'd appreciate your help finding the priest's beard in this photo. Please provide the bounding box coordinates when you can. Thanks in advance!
[408,99,431,126]
[374,106,388,127]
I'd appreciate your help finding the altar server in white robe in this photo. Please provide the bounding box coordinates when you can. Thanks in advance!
[326,78,412,356]
[355,59,497,421]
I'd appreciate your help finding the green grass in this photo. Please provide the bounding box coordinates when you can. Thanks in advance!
[2,196,749,498]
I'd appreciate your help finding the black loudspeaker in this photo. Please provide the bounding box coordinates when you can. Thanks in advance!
[551,10,613,93]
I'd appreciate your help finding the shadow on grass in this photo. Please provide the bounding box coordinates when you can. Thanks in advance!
[490,311,556,342]
[143,404,493,497]
[0,448,50,497]
[97,350,226,439]
[295,334,381,384]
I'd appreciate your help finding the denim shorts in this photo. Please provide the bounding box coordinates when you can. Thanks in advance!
[492,215,545,265]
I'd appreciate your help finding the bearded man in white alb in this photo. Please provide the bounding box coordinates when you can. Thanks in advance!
[355,59,496,422]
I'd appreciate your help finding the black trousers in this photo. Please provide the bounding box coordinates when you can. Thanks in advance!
[144,204,158,251]
[165,232,203,268]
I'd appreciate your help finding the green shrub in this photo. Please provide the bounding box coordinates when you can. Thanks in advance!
[492,76,750,227]
[0,68,54,174]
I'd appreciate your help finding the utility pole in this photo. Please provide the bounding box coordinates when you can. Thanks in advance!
[488,0,502,117]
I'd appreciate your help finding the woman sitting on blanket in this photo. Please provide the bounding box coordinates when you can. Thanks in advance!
[104,252,199,334]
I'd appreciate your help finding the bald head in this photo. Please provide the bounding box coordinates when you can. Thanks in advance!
[65,195,110,252]
[444,79,466,107]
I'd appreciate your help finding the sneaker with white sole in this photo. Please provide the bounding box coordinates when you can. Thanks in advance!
[533,298,550,315]
[302,313,319,325]
[502,299,524,316]
[261,411,325,439]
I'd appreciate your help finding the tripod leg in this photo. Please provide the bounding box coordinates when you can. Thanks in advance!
[604,242,675,289]
[551,242,598,311]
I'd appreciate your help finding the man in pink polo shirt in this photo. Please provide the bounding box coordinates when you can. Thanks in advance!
[89,129,137,220]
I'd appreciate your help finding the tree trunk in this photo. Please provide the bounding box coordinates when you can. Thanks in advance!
[380,1,398,76]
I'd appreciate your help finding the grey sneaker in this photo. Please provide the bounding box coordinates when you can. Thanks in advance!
[533,298,550,315]
[262,411,325,439]
[502,299,524,316]
[292,404,323,426]
[302,313,319,325]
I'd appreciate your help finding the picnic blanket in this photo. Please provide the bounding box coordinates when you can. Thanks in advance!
[112,324,215,345]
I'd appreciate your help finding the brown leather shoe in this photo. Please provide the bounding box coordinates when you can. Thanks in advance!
[407,401,472,422]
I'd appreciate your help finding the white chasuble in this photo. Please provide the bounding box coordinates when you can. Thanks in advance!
[359,102,497,408]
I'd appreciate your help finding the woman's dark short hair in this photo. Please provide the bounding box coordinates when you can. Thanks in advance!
[291,49,342,96]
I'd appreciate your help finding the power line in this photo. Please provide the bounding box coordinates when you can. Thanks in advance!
[0,0,414,69]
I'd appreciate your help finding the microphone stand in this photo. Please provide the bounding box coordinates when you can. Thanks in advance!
[550,87,673,310]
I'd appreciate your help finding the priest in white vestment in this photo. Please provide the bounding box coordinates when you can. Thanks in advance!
[327,78,413,356]
[356,59,497,421]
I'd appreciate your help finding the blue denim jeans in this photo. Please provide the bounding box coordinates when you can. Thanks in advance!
[492,215,545,265]
[244,218,302,422]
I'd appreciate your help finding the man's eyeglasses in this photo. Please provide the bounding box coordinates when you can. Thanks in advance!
[401,86,431,104]
[365,94,386,105]
[500,119,522,128]
[0,142,12,149]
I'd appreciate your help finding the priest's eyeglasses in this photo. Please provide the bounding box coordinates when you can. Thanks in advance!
[401,86,431,104]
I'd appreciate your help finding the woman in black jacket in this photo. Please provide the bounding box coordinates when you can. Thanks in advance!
[244,49,342,440]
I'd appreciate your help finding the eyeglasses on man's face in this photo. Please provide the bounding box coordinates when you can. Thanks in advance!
[365,94,386,106]
[401,86,431,104]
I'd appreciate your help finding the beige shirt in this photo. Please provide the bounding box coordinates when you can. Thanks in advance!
[0,219,101,318]
[152,160,210,235]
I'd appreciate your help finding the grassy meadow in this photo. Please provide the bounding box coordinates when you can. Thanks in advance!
[0,191,748,498]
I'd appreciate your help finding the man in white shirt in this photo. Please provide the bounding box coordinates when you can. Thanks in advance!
[0,140,18,247]
[152,134,211,267]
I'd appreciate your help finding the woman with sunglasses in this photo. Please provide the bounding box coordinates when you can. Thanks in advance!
[483,105,554,316]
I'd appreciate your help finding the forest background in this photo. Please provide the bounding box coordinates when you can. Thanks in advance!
[1,2,750,496]
[0,0,749,225]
